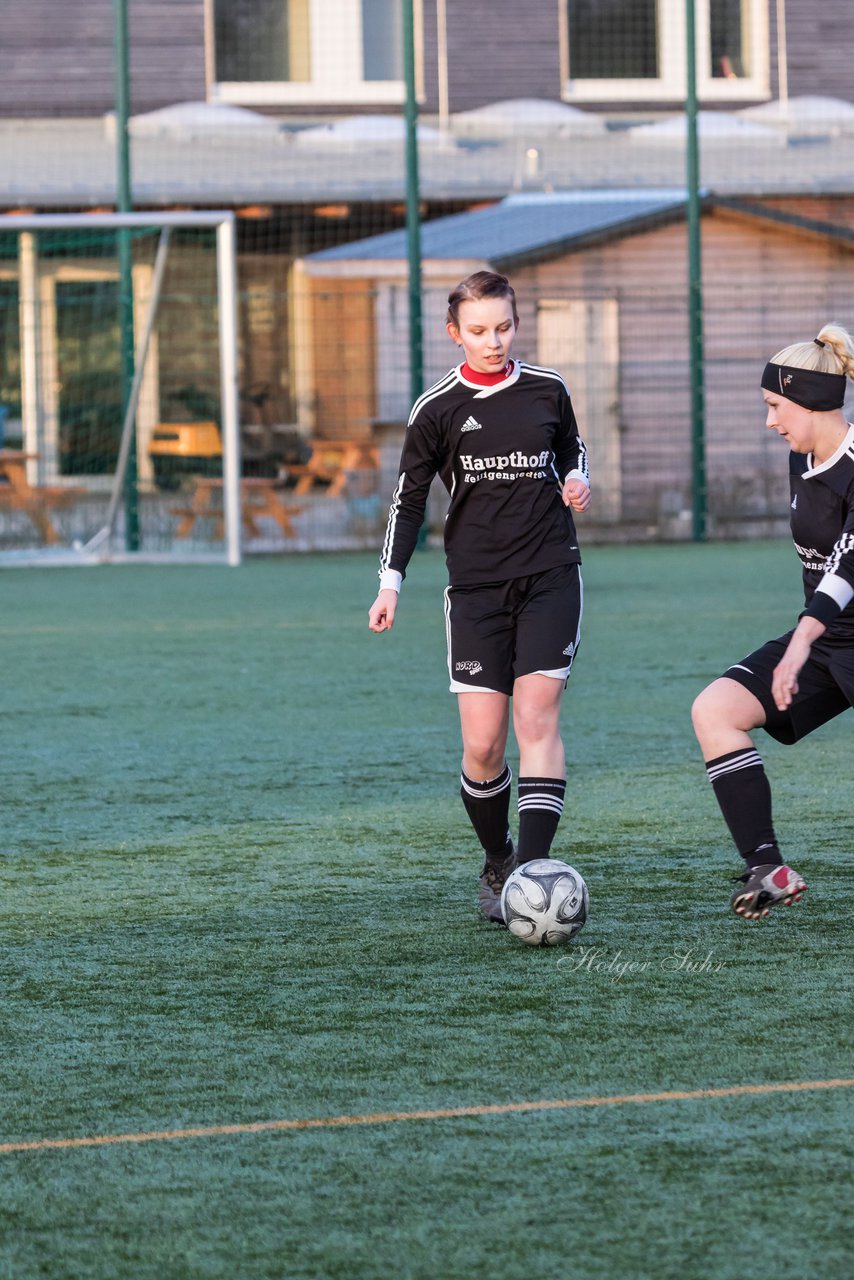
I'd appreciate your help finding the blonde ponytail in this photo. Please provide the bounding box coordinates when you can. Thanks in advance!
[772,324,854,380]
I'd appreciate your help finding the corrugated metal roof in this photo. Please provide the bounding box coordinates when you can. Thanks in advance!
[307,190,689,266]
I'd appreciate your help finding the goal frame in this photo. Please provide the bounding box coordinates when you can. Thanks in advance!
[0,210,241,566]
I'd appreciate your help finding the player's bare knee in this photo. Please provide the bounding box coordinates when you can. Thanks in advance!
[462,737,506,777]
[692,680,765,754]
[691,685,717,736]
[514,705,560,751]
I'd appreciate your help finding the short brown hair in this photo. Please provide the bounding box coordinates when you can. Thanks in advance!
[447,270,518,328]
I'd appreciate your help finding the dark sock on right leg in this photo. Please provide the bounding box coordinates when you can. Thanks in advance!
[705,748,782,868]
[461,763,513,861]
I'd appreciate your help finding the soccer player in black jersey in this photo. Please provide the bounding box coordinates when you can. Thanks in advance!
[368,271,591,924]
[692,323,854,919]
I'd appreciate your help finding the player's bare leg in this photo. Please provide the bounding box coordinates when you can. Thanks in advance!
[512,673,567,864]
[513,672,565,776]
[458,690,509,782]
[691,676,765,760]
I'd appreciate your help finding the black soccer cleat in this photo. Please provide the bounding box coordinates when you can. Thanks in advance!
[478,845,517,924]
[730,863,807,920]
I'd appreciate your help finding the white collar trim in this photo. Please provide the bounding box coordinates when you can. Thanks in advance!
[803,422,854,477]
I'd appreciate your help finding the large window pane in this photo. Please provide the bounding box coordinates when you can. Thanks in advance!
[568,0,658,79]
[711,0,746,78]
[362,0,402,80]
[215,0,310,82]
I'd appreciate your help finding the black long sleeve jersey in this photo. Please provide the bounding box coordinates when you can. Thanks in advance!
[380,361,589,588]
[791,423,854,638]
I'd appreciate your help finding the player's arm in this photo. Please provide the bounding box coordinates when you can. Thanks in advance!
[368,410,441,632]
[553,383,591,511]
[771,615,826,710]
[773,493,854,709]
[800,497,854,630]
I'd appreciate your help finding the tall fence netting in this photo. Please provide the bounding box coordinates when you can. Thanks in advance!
[1,1,853,556]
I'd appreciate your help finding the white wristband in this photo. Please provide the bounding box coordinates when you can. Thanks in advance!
[379,569,402,593]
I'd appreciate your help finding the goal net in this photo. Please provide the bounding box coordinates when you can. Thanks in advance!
[0,212,240,565]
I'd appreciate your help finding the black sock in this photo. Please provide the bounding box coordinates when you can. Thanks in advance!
[460,763,513,862]
[705,749,782,868]
[517,776,566,863]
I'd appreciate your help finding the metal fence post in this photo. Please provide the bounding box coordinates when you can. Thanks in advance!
[114,0,139,551]
[686,0,707,542]
[403,0,423,408]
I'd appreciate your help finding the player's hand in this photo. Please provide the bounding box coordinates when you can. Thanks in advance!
[771,618,823,710]
[562,478,591,512]
[771,645,805,710]
[368,588,399,633]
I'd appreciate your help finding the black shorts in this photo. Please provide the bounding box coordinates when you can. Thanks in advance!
[723,630,854,745]
[444,563,583,696]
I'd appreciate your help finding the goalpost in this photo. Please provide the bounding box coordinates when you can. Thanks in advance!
[0,211,241,566]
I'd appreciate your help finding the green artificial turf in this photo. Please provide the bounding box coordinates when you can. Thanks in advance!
[0,545,851,1279]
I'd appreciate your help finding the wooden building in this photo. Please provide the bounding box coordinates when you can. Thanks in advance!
[1,1,851,120]
[298,191,854,531]
[2,3,853,536]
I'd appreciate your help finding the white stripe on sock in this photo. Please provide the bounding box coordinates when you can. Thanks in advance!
[706,750,763,783]
[518,797,565,815]
[461,767,512,800]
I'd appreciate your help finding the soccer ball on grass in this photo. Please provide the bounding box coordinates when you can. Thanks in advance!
[500,858,589,946]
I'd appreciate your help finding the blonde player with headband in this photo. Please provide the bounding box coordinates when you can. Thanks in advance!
[692,323,854,919]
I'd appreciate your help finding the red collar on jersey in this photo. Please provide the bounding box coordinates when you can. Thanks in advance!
[461,360,515,386]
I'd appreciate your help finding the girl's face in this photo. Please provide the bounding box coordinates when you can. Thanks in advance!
[763,391,816,454]
[447,296,517,374]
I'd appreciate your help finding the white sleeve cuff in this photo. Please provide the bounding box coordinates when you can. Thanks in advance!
[379,569,402,593]
[564,469,588,486]
[815,572,854,611]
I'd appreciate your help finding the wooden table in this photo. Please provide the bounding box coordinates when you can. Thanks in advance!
[0,451,82,544]
[171,477,304,540]
[286,439,380,498]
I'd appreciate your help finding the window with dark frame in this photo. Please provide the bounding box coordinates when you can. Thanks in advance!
[568,0,659,81]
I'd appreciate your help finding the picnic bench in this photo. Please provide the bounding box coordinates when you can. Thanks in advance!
[285,439,380,498]
[171,476,304,540]
[0,451,82,544]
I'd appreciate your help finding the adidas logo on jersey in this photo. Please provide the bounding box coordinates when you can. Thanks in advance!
[460,415,483,432]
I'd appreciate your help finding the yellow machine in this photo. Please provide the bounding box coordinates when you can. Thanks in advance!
[148,422,222,489]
